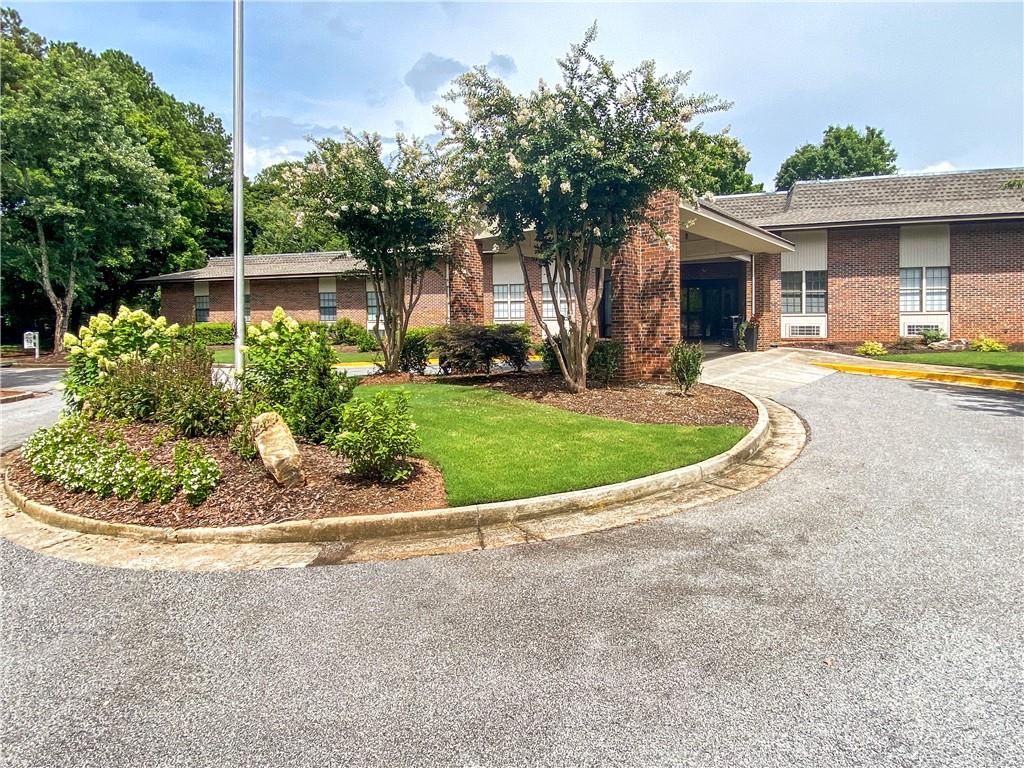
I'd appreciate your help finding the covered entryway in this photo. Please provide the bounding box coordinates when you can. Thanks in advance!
[680,202,795,346]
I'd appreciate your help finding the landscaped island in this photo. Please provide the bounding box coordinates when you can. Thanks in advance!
[5,307,754,529]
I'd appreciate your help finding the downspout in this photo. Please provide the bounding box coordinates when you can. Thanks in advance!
[751,253,756,317]
[445,260,451,323]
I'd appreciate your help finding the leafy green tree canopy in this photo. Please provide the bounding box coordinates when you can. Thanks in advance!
[247,161,346,255]
[293,132,457,373]
[437,23,727,392]
[774,124,897,191]
[1,15,180,351]
[689,133,763,195]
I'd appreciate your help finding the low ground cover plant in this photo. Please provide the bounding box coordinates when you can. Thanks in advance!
[22,417,220,506]
[855,341,888,356]
[333,390,420,482]
[242,307,357,444]
[970,336,1008,352]
[669,341,703,395]
[433,324,530,375]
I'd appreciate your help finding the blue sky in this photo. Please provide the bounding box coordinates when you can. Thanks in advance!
[10,1,1024,189]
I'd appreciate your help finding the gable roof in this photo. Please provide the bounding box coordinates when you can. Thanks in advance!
[710,167,1024,229]
[138,252,365,284]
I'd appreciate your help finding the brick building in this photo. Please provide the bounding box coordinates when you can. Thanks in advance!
[143,167,1023,379]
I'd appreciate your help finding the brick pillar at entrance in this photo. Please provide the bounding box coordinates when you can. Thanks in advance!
[611,190,681,380]
[449,233,484,324]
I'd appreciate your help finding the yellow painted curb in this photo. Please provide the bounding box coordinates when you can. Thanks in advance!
[812,362,1024,392]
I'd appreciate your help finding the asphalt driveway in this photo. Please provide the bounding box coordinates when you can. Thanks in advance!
[0,367,64,453]
[1,374,1022,767]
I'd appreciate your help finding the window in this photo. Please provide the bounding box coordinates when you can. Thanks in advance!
[243,293,251,322]
[366,291,379,325]
[925,267,949,311]
[788,325,823,337]
[195,295,209,323]
[542,282,570,320]
[319,292,337,323]
[781,270,827,314]
[900,267,948,313]
[907,324,940,336]
[493,283,525,322]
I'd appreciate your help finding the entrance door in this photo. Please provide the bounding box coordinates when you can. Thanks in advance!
[682,279,740,341]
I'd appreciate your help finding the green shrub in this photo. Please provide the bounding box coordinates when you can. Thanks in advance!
[970,336,1008,352]
[588,340,623,386]
[173,441,221,506]
[544,338,623,384]
[180,322,234,347]
[229,394,267,461]
[21,417,220,506]
[333,391,420,482]
[855,340,888,356]
[669,341,703,395]
[63,306,181,407]
[919,328,947,345]
[892,336,917,353]
[398,327,439,374]
[327,317,378,351]
[432,323,531,375]
[88,345,238,437]
[242,307,357,443]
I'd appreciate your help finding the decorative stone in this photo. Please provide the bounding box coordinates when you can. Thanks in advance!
[928,338,968,351]
[251,412,304,488]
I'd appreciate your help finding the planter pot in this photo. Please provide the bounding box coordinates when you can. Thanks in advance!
[743,325,759,352]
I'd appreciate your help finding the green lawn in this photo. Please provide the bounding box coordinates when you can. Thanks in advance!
[359,383,748,506]
[876,350,1024,374]
[211,348,379,365]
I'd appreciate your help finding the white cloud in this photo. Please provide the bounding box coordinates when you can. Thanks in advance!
[244,143,306,175]
[919,160,958,173]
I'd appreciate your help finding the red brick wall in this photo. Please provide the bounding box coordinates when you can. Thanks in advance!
[752,253,781,349]
[161,272,449,329]
[950,221,1024,342]
[159,283,194,326]
[823,226,901,342]
[612,190,681,380]
[449,235,484,324]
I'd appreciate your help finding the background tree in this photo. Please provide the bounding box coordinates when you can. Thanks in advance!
[774,124,897,191]
[247,161,346,254]
[1,9,231,343]
[295,132,455,373]
[438,24,727,393]
[689,132,763,195]
[1,15,179,352]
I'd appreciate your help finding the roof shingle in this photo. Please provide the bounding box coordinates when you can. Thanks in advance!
[138,252,364,283]
[710,168,1024,229]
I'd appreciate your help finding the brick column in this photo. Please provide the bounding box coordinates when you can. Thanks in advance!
[752,253,781,349]
[611,190,681,380]
[449,233,484,324]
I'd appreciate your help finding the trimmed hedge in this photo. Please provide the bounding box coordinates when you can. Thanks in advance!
[181,322,234,347]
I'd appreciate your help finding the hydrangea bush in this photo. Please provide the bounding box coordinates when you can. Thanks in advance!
[63,306,180,406]
[241,307,356,444]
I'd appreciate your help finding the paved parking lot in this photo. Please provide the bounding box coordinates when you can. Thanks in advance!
[1,372,1022,767]
[0,367,64,453]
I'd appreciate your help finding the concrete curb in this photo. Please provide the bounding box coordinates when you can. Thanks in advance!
[812,362,1024,393]
[0,391,34,404]
[3,389,770,546]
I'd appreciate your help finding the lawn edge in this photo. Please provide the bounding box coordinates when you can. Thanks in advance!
[2,387,770,546]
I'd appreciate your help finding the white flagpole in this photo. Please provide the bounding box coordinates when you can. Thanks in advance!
[232,0,245,372]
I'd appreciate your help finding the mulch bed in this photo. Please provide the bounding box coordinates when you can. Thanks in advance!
[482,374,758,428]
[5,422,446,529]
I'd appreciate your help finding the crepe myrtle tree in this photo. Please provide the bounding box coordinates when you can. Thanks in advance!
[438,24,727,392]
[293,131,456,373]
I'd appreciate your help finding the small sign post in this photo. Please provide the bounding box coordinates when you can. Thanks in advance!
[22,331,39,360]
